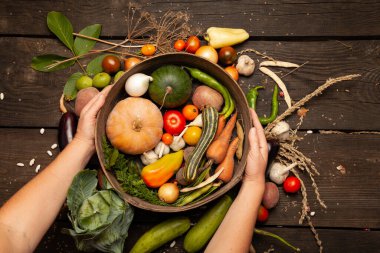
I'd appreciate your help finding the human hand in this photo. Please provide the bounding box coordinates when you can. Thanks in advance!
[74,86,112,151]
[244,109,268,184]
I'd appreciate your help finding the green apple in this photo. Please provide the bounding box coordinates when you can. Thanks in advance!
[93,72,111,88]
[75,76,93,90]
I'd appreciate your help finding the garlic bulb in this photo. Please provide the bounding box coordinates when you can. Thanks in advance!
[140,150,158,165]
[170,136,186,151]
[236,55,255,76]
[125,73,153,97]
[269,162,297,184]
[271,121,290,141]
[154,141,170,158]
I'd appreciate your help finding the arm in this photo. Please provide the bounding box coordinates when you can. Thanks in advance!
[0,87,111,252]
[205,109,268,253]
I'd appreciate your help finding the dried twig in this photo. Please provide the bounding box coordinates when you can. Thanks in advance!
[238,48,276,61]
[306,215,324,253]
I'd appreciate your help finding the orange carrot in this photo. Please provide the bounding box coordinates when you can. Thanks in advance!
[214,115,226,139]
[206,112,237,164]
[215,137,239,183]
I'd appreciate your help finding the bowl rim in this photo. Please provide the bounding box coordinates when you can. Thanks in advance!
[95,52,252,212]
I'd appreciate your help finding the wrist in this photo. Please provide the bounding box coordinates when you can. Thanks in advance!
[72,136,95,154]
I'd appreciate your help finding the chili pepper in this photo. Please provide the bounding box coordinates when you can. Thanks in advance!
[185,67,235,117]
[246,85,279,125]
[204,27,249,49]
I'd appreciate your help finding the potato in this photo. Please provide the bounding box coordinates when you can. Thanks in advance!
[192,85,224,111]
[262,182,280,209]
[75,87,99,116]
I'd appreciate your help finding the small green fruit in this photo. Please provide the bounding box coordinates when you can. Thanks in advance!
[93,72,111,88]
[114,71,125,82]
[76,76,93,90]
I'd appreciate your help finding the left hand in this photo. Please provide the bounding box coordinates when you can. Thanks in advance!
[74,85,112,150]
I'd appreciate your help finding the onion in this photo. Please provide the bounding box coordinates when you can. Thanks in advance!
[158,182,179,203]
[192,85,224,111]
[195,46,218,64]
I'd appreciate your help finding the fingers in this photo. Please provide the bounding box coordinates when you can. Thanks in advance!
[248,127,259,155]
[81,85,113,117]
[82,93,106,119]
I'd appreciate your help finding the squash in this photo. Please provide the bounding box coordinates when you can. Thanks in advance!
[106,97,163,155]
[149,65,192,108]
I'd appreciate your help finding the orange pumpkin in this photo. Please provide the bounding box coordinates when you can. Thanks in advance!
[106,97,163,155]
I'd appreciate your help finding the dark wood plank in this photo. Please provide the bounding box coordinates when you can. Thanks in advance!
[1,0,380,37]
[1,37,380,130]
[35,220,380,253]
[1,129,379,228]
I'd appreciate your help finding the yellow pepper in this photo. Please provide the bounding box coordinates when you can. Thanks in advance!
[204,27,250,49]
[141,150,183,188]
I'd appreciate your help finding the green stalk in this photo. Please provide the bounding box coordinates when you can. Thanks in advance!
[254,228,301,252]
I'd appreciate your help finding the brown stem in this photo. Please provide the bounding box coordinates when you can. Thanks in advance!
[159,86,173,110]
[73,32,148,48]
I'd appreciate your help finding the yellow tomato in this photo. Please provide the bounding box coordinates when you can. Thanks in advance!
[183,126,202,146]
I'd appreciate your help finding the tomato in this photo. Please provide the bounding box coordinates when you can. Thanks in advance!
[163,110,186,135]
[124,57,141,71]
[283,176,301,193]
[141,44,156,56]
[218,46,237,65]
[182,104,199,121]
[195,46,218,64]
[224,66,239,81]
[102,55,121,74]
[185,36,201,54]
[162,133,174,145]
[183,126,202,146]
[174,39,186,51]
[257,205,269,222]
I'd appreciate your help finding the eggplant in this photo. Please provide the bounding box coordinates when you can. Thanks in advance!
[265,139,280,178]
[58,112,78,150]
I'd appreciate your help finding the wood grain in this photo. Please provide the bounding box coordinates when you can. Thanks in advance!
[1,0,380,37]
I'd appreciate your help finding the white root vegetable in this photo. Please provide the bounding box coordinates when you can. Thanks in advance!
[269,162,298,184]
[140,150,158,165]
[125,73,153,97]
[170,136,186,151]
[260,61,300,68]
[271,121,290,141]
[154,141,170,158]
[259,66,292,108]
[236,55,255,76]
[180,168,224,193]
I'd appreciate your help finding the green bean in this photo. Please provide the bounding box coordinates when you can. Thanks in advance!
[176,184,213,207]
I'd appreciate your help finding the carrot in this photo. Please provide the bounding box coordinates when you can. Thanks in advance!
[206,112,237,164]
[215,137,239,183]
[214,115,226,139]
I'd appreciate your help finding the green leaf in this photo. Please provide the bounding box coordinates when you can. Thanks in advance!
[67,170,98,217]
[47,11,74,51]
[74,24,102,56]
[31,54,75,72]
[63,72,83,101]
[86,54,107,76]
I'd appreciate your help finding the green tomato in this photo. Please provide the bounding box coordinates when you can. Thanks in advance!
[75,76,93,90]
[114,71,125,82]
[93,72,111,88]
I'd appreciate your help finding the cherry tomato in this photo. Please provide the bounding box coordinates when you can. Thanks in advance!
[224,66,239,81]
[195,45,218,64]
[163,110,186,135]
[218,46,237,65]
[102,55,121,74]
[283,176,301,193]
[185,36,201,54]
[124,57,141,71]
[174,39,186,51]
[257,205,269,222]
[141,44,156,56]
[182,104,199,121]
[183,126,202,146]
[162,133,174,145]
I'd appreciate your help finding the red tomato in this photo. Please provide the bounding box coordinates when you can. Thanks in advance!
[174,39,186,51]
[163,110,186,135]
[283,176,301,193]
[185,36,201,54]
[182,104,199,121]
[257,205,269,222]
[102,55,121,74]
[162,133,174,145]
[218,46,237,65]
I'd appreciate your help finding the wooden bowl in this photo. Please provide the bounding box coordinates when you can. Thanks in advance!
[95,52,252,212]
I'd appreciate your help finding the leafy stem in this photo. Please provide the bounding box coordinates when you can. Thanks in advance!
[73,33,149,48]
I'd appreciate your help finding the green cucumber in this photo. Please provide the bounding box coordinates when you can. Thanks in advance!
[130,217,191,253]
[184,106,218,182]
[184,195,233,253]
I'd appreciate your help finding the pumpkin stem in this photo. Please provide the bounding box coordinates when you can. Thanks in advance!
[159,86,173,110]
[132,119,143,132]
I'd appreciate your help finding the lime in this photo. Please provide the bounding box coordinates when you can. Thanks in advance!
[75,76,93,90]
[93,72,111,88]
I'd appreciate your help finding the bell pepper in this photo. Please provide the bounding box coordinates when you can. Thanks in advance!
[141,150,184,188]
[204,27,249,49]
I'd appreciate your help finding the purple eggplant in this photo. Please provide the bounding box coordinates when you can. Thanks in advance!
[58,112,78,150]
[265,139,280,178]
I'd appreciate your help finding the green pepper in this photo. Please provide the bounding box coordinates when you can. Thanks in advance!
[246,85,279,125]
[185,67,235,117]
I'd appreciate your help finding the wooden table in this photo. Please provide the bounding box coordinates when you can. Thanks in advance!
[1,1,380,252]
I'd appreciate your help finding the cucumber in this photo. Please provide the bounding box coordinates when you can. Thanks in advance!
[184,106,218,182]
[183,195,233,253]
[130,216,191,253]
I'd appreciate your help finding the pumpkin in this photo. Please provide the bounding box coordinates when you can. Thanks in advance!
[148,65,192,108]
[106,97,163,155]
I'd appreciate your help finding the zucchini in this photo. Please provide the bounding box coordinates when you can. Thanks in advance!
[184,106,218,182]
[130,217,191,253]
[184,195,233,253]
